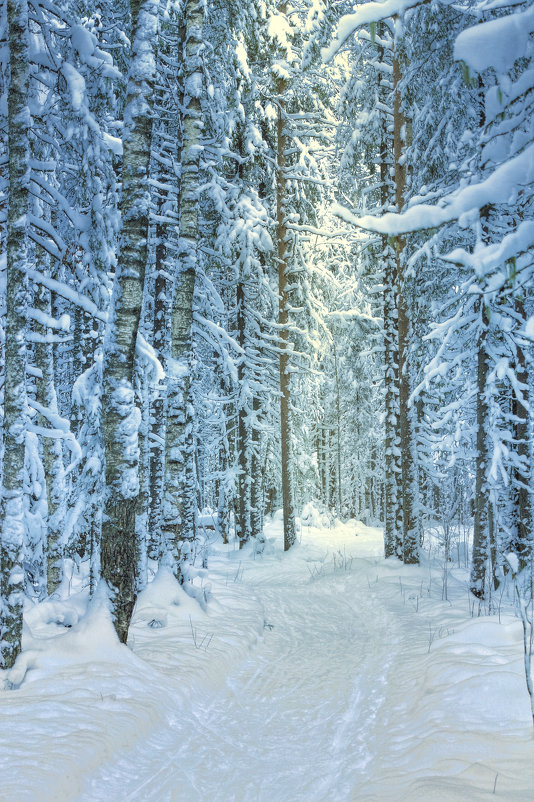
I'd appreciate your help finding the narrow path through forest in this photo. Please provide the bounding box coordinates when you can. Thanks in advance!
[77,519,534,801]
[82,520,402,802]
[4,519,532,802]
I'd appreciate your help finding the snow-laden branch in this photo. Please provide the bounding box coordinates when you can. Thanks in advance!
[455,3,534,73]
[136,333,164,384]
[193,312,245,355]
[28,398,82,471]
[332,142,534,235]
[21,267,107,321]
[322,0,421,62]
[444,220,534,276]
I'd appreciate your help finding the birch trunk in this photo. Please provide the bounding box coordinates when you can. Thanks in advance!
[162,0,202,581]
[333,343,343,517]
[250,395,265,544]
[511,295,531,566]
[148,7,181,560]
[273,1,297,550]
[1,0,30,669]
[277,71,297,549]
[101,0,157,643]
[148,243,169,559]
[235,279,251,547]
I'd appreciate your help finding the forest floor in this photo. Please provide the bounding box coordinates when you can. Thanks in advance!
[1,514,534,801]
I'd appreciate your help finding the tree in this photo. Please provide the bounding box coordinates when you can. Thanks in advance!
[0,0,31,669]
[162,0,203,582]
[100,0,158,642]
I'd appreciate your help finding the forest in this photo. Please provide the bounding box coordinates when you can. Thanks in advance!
[0,0,533,797]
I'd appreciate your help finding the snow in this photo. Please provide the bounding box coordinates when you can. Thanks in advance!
[27,308,71,332]
[23,268,107,322]
[268,12,295,60]
[445,220,534,277]
[332,142,534,235]
[322,0,415,63]
[102,132,123,156]
[506,553,519,575]
[454,4,534,73]
[1,517,534,800]
[61,62,86,112]
[184,71,203,100]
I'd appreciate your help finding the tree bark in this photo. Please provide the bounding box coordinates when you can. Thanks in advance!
[333,342,343,517]
[276,22,297,551]
[1,0,30,669]
[33,283,65,595]
[235,279,251,547]
[379,26,401,559]
[162,0,203,580]
[393,38,418,564]
[511,295,531,565]
[470,297,490,597]
[101,0,157,643]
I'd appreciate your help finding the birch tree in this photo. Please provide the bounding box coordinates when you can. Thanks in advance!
[162,0,203,582]
[101,0,157,642]
[1,0,30,669]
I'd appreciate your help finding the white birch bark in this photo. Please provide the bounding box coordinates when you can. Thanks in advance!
[100,0,158,643]
[1,0,30,669]
[163,0,203,582]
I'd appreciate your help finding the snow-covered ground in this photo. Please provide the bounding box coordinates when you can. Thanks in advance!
[1,515,534,801]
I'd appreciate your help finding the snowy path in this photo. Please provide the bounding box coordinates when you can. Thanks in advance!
[3,517,534,801]
[82,521,398,801]
[89,566,396,798]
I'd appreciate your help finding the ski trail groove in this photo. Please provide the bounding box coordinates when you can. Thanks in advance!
[83,536,399,802]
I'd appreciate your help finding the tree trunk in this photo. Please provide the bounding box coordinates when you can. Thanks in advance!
[333,343,343,517]
[148,252,169,560]
[250,396,265,545]
[379,26,401,559]
[393,39,418,564]
[148,6,181,561]
[276,34,297,551]
[235,280,251,547]
[162,0,203,580]
[511,295,531,566]
[101,0,157,643]
[1,0,30,670]
[33,283,65,595]
[470,297,490,597]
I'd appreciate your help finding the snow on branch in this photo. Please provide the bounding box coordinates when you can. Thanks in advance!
[444,220,534,276]
[28,399,82,470]
[322,0,422,62]
[27,307,71,331]
[136,333,164,384]
[455,3,534,73]
[30,174,89,231]
[21,267,107,321]
[332,142,534,235]
[193,313,244,354]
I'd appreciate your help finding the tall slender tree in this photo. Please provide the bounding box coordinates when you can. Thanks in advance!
[162,0,203,582]
[101,0,158,642]
[0,0,31,669]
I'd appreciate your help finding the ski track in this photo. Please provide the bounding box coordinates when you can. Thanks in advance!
[82,523,399,802]
[7,519,532,801]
